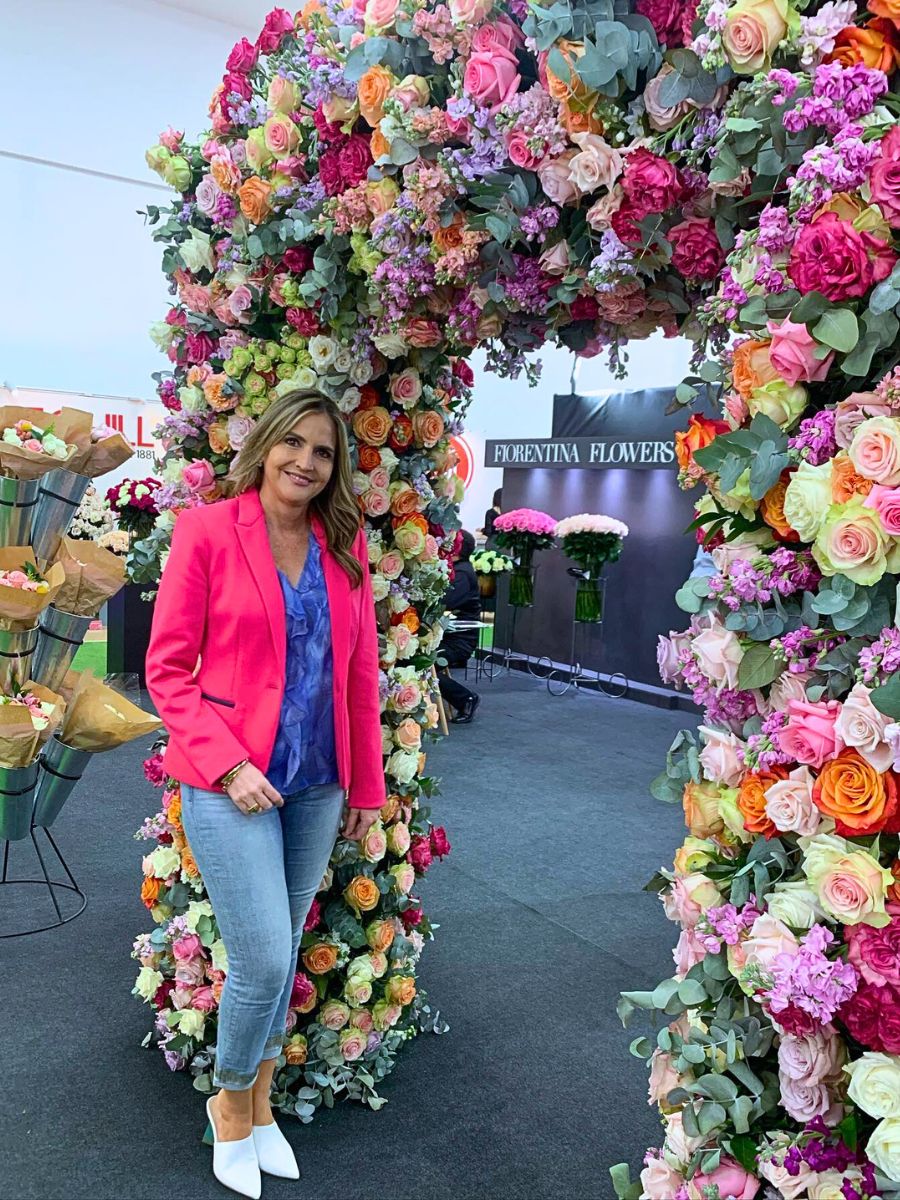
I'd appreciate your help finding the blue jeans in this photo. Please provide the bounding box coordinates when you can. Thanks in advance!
[180,781,346,1090]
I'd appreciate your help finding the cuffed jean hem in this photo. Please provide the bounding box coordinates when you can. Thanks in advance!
[213,1063,261,1092]
[261,1033,286,1060]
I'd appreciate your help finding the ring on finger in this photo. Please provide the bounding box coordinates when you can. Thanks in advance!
[246,802,262,814]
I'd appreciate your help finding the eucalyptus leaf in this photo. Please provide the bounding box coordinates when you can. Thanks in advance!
[812,308,859,353]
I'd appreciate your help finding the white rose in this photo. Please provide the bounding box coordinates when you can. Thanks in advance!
[148,845,181,878]
[783,459,834,541]
[867,1117,900,1181]
[371,574,390,602]
[210,938,229,972]
[764,765,821,836]
[149,320,177,350]
[333,347,354,373]
[373,332,407,358]
[808,1170,863,1200]
[179,229,215,273]
[336,386,361,414]
[179,385,207,414]
[308,335,337,368]
[184,900,213,930]
[765,881,826,930]
[698,725,745,787]
[386,749,418,785]
[349,358,374,384]
[134,966,163,1001]
[834,683,894,771]
[768,669,812,713]
[845,1053,900,1118]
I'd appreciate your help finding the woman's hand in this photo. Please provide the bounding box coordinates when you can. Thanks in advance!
[225,762,283,815]
[342,806,380,842]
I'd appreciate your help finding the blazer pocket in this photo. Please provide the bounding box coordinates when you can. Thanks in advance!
[200,691,236,709]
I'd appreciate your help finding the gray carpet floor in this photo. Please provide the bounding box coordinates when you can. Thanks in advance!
[0,672,691,1200]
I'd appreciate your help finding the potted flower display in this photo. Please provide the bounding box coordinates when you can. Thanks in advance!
[492,509,556,608]
[471,548,513,599]
[555,514,629,623]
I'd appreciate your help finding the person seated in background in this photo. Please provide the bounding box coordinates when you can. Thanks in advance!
[477,488,502,549]
[439,530,481,724]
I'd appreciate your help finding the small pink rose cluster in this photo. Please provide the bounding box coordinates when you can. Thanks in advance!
[493,507,557,536]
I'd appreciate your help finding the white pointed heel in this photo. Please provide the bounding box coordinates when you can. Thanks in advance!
[253,1121,300,1179]
[205,1097,262,1200]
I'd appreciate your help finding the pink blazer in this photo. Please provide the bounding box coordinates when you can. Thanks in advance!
[145,488,387,810]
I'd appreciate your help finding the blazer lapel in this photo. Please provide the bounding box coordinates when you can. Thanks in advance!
[236,489,286,674]
[312,512,349,682]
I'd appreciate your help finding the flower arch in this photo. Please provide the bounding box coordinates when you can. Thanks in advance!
[133,0,900,1183]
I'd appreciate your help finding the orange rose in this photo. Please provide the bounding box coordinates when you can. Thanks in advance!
[366,919,396,952]
[352,406,392,447]
[239,176,273,225]
[344,875,381,913]
[870,0,900,25]
[284,1034,308,1064]
[358,446,381,471]
[141,877,162,908]
[674,414,730,474]
[560,97,604,135]
[371,128,390,160]
[208,421,230,456]
[826,20,900,71]
[401,608,420,634]
[393,511,428,535]
[390,485,420,517]
[180,848,200,879]
[683,780,725,838]
[303,943,339,974]
[545,40,592,102]
[385,975,417,1006]
[433,214,466,253]
[732,339,778,399]
[210,156,240,195]
[202,374,232,412]
[166,790,182,828]
[888,858,900,903]
[832,453,874,502]
[812,749,899,836]
[412,410,445,448]
[380,794,401,823]
[296,990,317,1015]
[761,472,800,541]
[738,768,787,838]
[298,0,324,26]
[358,65,394,127]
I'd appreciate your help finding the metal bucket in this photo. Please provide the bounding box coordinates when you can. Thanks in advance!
[0,625,39,692]
[0,477,40,547]
[32,607,93,694]
[32,469,91,566]
[0,761,40,841]
[32,736,93,829]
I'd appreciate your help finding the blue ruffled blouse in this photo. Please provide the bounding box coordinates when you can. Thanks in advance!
[267,534,338,794]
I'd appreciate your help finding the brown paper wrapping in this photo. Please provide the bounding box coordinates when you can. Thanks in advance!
[0,407,93,481]
[59,672,161,752]
[52,537,126,617]
[0,681,65,767]
[69,432,135,479]
[0,548,66,632]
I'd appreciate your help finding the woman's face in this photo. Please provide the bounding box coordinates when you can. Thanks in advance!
[261,411,337,508]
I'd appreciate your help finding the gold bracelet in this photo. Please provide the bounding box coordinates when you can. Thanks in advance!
[219,759,249,789]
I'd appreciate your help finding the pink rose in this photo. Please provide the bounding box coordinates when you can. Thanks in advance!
[567,133,623,195]
[183,459,216,494]
[463,47,521,111]
[691,1156,763,1195]
[668,216,725,281]
[195,175,222,218]
[228,285,253,322]
[779,698,844,769]
[174,958,206,986]
[865,484,900,535]
[640,1157,685,1200]
[350,1006,375,1032]
[191,985,217,1012]
[539,240,570,276]
[256,7,294,54]
[363,489,390,517]
[656,634,681,685]
[691,1157,759,1200]
[226,414,254,451]
[471,17,523,53]
[449,0,494,20]
[394,683,420,711]
[789,212,897,301]
[369,466,390,491]
[764,766,821,836]
[403,318,441,348]
[777,1075,837,1124]
[662,873,719,928]
[173,933,204,961]
[869,125,900,225]
[621,148,682,216]
[586,185,624,231]
[845,903,900,988]
[226,37,258,73]
[849,416,900,485]
[768,669,812,713]
[647,1049,683,1106]
[739,914,800,975]
[691,618,743,688]
[340,1029,367,1060]
[767,317,835,385]
[159,126,184,153]
[834,682,894,771]
[758,1156,815,1200]
[507,131,546,171]
[673,926,707,976]
[834,393,888,450]
[538,153,580,205]
[698,725,745,787]
[777,1027,844,1086]
[390,369,422,407]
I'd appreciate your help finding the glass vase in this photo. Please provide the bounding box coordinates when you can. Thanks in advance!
[575,575,603,624]
[509,564,535,608]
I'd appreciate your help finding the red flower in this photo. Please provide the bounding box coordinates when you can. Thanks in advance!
[184,332,216,365]
[286,307,320,336]
[282,246,313,274]
[789,211,897,300]
[636,0,687,45]
[142,753,167,788]
[317,145,345,197]
[226,37,258,74]
[289,971,316,1010]
[303,897,322,932]
[313,105,346,145]
[668,217,725,281]
[400,903,423,930]
[221,71,253,104]
[407,835,434,873]
[430,826,451,858]
[611,208,644,245]
[339,135,374,189]
[839,981,900,1052]
[153,979,176,1009]
[569,295,600,322]
[256,7,295,55]
[165,307,187,327]
[452,359,474,387]
[389,414,414,452]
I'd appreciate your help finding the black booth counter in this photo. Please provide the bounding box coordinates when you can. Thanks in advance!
[488,388,702,696]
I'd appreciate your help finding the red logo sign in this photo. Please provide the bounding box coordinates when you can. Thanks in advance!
[450,434,474,488]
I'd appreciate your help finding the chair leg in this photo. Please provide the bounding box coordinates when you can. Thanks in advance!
[430,665,450,736]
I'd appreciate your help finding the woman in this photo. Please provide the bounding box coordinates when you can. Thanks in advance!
[482,487,502,547]
[146,391,385,1199]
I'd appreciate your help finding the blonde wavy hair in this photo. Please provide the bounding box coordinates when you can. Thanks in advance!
[223,390,363,588]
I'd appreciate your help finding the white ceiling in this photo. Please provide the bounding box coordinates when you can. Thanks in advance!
[148,0,279,32]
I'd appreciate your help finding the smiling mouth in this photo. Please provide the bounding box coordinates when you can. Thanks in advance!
[285,470,314,486]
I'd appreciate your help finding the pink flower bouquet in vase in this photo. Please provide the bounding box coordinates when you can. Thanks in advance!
[554,514,629,623]
[492,508,556,607]
[106,478,162,543]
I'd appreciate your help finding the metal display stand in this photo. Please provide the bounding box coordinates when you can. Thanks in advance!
[543,573,629,699]
[0,827,86,938]
[480,568,546,679]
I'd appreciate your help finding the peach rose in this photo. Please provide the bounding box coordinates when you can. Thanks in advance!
[691,618,744,689]
[412,410,445,448]
[827,19,900,71]
[834,683,894,771]
[366,919,396,952]
[264,114,299,157]
[731,338,778,399]
[284,1035,308,1065]
[803,833,894,927]
[395,718,421,750]
[566,133,623,195]
[698,725,746,787]
[353,406,393,446]
[586,185,624,231]
[683,780,725,838]
[364,0,399,31]
[662,873,721,928]
[761,474,799,541]
[640,1158,686,1199]
[208,422,230,455]
[849,416,900,485]
[358,65,394,126]
[538,152,581,205]
[723,0,790,72]
[238,176,273,224]
[734,913,799,975]
[344,875,381,914]
[832,453,874,502]
[384,974,416,1005]
[764,766,821,836]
